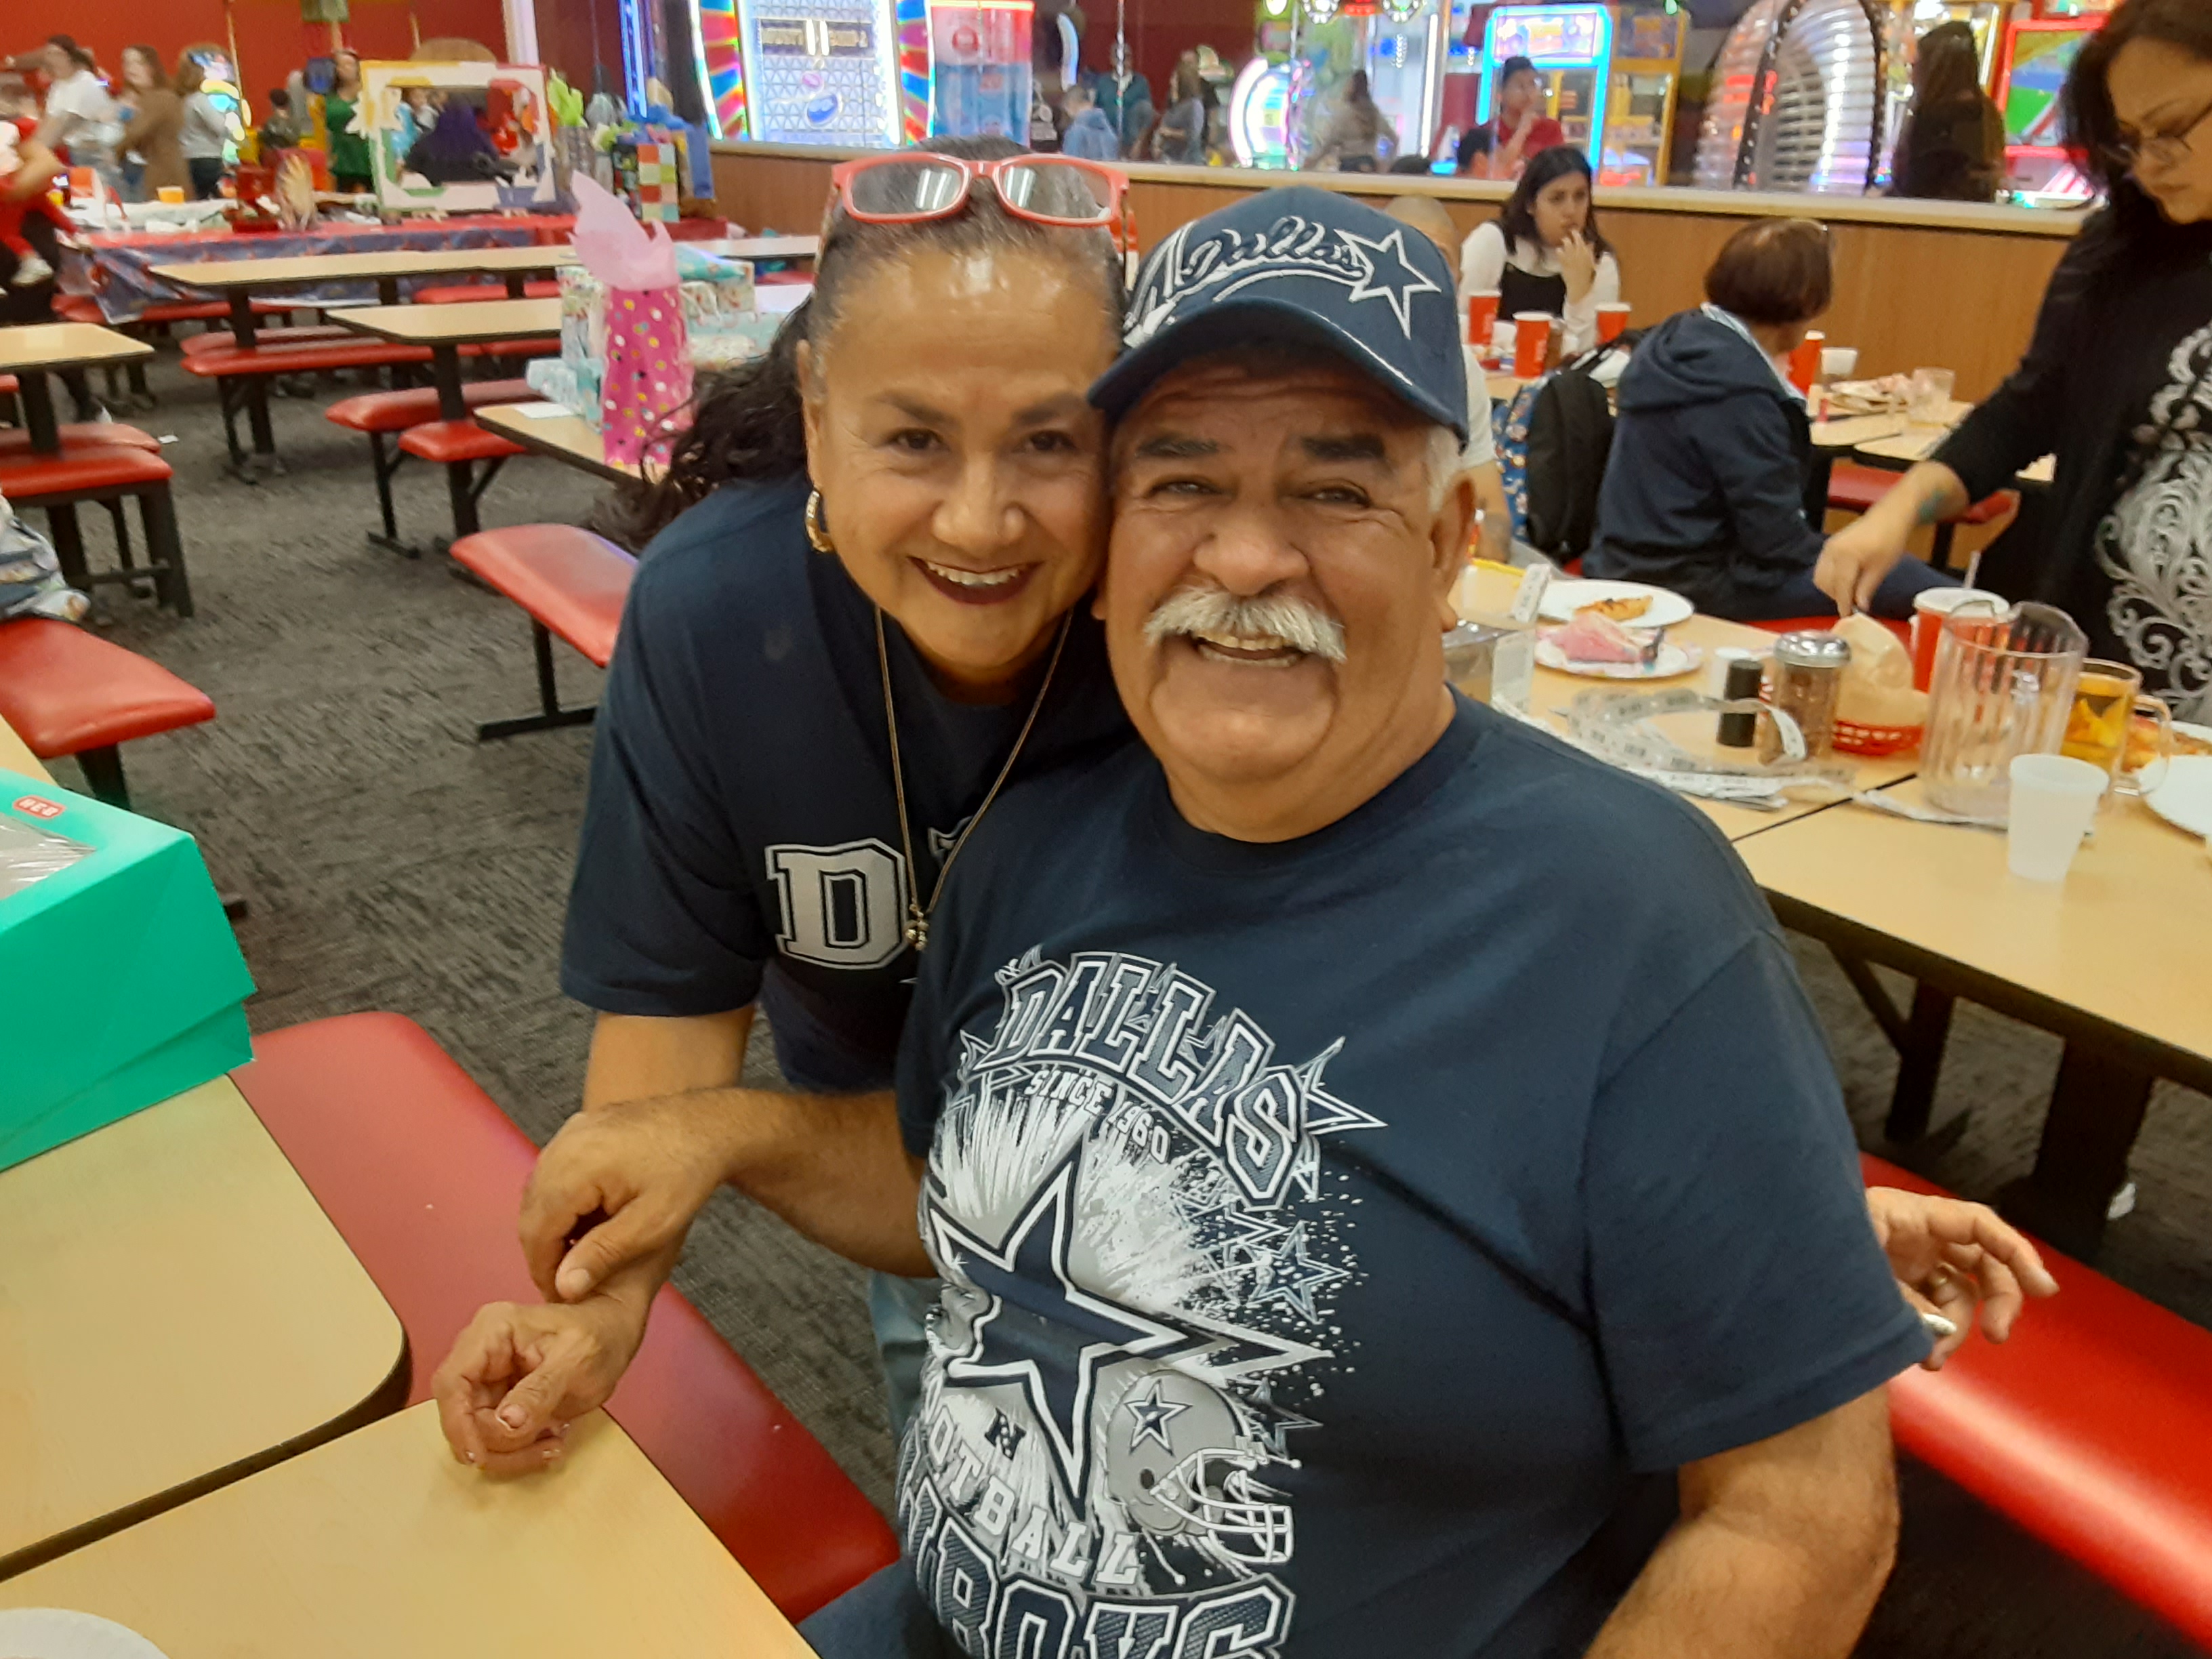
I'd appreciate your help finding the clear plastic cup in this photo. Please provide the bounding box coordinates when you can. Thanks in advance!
[2006,754,2108,882]
[1820,346,1858,381]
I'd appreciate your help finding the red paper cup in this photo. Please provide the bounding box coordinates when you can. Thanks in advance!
[1466,289,1500,346]
[1787,329,1824,394]
[1595,302,1631,344]
[1512,312,1553,378]
[1910,587,2006,691]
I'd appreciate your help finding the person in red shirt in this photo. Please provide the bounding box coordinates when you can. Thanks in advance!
[1488,54,1566,178]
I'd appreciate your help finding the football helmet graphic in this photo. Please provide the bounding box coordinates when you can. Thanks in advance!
[1103,1368,1293,1568]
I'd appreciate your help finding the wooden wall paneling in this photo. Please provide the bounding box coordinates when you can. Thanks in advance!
[712,152,839,237]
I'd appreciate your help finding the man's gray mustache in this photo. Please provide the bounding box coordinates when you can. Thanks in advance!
[1143,587,1348,663]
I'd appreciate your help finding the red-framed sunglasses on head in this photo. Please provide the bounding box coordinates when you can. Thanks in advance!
[828,152,1134,250]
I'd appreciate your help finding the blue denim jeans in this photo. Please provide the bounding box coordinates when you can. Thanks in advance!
[800,1561,951,1658]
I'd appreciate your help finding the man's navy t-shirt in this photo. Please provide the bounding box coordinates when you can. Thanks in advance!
[560,479,1130,1089]
[895,697,1927,1658]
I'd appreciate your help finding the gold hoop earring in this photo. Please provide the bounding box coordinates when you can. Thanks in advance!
[804,488,836,554]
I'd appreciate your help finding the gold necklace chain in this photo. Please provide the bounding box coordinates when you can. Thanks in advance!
[876,607,1073,954]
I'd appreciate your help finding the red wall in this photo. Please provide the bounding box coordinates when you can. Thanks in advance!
[43,0,512,104]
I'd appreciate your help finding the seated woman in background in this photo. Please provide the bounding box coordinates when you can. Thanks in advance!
[1459,146,1619,358]
[1892,21,2007,202]
[1587,218,1956,621]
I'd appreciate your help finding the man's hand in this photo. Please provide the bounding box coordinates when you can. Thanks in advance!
[1868,1187,2058,1370]
[430,1288,654,1474]
[520,1092,744,1303]
[1558,230,1598,306]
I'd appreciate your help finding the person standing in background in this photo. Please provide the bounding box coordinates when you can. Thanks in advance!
[30,36,114,164]
[1149,61,1206,164]
[323,49,374,193]
[1891,21,2007,201]
[258,86,303,157]
[115,45,186,201]
[1059,81,1119,161]
[1307,68,1387,171]
[1486,54,1565,179]
[176,54,231,199]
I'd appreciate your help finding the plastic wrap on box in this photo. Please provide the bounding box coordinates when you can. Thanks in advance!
[525,358,600,426]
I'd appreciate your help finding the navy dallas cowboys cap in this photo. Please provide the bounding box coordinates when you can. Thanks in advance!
[1090,187,1468,441]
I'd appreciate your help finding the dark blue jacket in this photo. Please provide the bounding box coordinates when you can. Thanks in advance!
[1586,308,1821,614]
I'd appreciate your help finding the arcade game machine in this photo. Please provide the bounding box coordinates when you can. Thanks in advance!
[1994,2,2108,202]
[1600,7,1684,186]
[689,0,928,144]
[1229,0,1298,169]
[1475,5,1614,165]
[1238,0,1450,169]
[928,0,1034,137]
[1692,0,1889,194]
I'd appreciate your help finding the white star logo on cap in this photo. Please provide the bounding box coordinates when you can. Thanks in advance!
[1335,225,1442,337]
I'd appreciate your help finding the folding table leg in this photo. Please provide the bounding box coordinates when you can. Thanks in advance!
[476,623,599,741]
[366,434,416,557]
[141,485,192,618]
[1996,1046,2156,1258]
[73,744,129,809]
[44,503,89,592]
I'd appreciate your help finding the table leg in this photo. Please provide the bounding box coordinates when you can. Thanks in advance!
[1996,1044,2155,1258]
[504,272,527,298]
[45,503,88,591]
[243,377,280,472]
[431,347,467,422]
[18,369,60,454]
[378,277,401,306]
[445,461,483,540]
[1886,984,1958,1143]
[229,291,258,350]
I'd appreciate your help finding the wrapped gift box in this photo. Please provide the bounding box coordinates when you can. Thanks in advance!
[0,771,253,1173]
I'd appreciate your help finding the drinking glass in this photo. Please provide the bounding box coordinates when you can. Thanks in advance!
[2062,657,2175,798]
[1909,367,1957,424]
[1921,602,2088,819]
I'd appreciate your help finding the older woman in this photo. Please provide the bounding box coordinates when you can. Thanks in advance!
[116,45,186,201]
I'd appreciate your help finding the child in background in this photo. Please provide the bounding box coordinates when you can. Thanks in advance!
[0,80,72,287]
[257,87,302,157]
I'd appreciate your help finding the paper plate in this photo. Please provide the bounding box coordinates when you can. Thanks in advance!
[2144,754,2212,839]
[1537,579,1694,630]
[0,1611,170,1659]
[1536,640,1704,681]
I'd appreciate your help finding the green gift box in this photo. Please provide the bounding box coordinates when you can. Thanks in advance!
[0,769,254,1173]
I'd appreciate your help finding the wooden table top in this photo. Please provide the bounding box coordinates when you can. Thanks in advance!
[149,244,575,291]
[699,233,821,261]
[1739,781,2212,1072]
[1854,426,2057,484]
[0,714,52,782]
[0,1404,817,1656]
[330,296,561,346]
[0,1078,406,1577]
[0,323,155,373]
[476,402,651,485]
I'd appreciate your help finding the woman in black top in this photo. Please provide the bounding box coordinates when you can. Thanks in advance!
[1820,0,2212,716]
[1891,21,2006,202]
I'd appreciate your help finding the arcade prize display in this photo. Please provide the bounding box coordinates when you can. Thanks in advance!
[1694,0,1890,194]
[359,61,557,213]
[1476,5,1614,165]
[1994,7,2106,203]
[928,0,1036,139]
[1231,0,1450,170]
[1601,9,1685,186]
[690,0,926,144]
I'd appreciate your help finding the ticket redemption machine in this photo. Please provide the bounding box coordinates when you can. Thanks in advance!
[1601,9,1685,186]
[690,0,928,144]
[928,0,1035,137]
[1994,5,2106,203]
[1476,5,1614,165]
[1693,0,1890,193]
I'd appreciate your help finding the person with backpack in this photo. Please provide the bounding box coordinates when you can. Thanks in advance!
[1586,218,1957,621]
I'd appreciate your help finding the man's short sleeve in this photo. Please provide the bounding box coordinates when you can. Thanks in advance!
[559,568,773,1018]
[1585,935,1929,1471]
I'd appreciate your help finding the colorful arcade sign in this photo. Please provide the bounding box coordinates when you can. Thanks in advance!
[1476,3,1614,165]
[693,0,928,144]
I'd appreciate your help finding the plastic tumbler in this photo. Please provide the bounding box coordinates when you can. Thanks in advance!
[2006,754,2107,882]
[1467,289,1500,346]
[1909,588,2005,691]
[1595,302,1631,343]
[1787,330,1824,394]
[1512,312,1553,377]
[1820,346,1858,381]
[156,186,186,204]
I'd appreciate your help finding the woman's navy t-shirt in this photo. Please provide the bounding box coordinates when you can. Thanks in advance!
[560,478,1131,1088]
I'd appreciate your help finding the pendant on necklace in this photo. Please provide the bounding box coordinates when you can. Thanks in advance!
[905,907,929,954]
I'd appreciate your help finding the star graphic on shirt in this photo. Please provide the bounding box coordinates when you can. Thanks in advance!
[926,1145,1206,1500]
[1337,225,1443,337]
[1246,1221,1352,1322]
[1123,1377,1192,1452]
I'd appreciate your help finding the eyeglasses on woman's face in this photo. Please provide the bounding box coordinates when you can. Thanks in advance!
[2111,91,2212,171]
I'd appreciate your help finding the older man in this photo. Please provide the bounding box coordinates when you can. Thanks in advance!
[436,192,2047,1658]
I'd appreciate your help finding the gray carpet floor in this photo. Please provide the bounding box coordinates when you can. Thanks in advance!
[39,348,2211,1656]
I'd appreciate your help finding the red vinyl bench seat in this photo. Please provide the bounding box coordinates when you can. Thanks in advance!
[180,325,363,357]
[0,422,163,457]
[1866,1153,2212,1650]
[414,279,563,304]
[182,340,436,377]
[0,617,213,804]
[451,525,635,739]
[1747,615,1912,645]
[0,445,173,497]
[230,1012,898,1622]
[397,419,529,466]
[325,380,536,434]
[1828,462,2020,527]
[457,337,560,362]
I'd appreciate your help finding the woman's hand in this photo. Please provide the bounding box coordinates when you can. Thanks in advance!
[518,1090,746,1303]
[1815,460,1969,615]
[1558,231,1598,306]
[1867,1187,2059,1371]
[432,1290,655,1473]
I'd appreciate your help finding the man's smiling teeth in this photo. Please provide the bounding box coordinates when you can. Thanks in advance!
[922,559,1023,588]
[1189,628,1303,667]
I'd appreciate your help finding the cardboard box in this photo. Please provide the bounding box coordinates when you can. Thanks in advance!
[0,770,253,1173]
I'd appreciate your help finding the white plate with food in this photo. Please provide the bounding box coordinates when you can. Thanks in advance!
[2144,753,2212,839]
[1537,580,1694,630]
[1536,638,1704,681]
[0,1611,170,1659]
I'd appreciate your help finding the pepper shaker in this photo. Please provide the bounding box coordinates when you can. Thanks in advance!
[1761,632,1852,762]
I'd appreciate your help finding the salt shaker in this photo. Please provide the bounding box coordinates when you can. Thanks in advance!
[1760,632,1851,762]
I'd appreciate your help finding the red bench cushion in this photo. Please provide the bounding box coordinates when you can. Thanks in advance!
[0,374,15,395]
[0,423,163,456]
[0,617,215,756]
[415,279,563,304]
[182,341,435,376]
[1745,614,1912,645]
[0,446,173,498]
[457,337,560,361]
[326,380,537,434]
[1828,464,2019,527]
[1864,1153,2212,1650]
[231,1012,898,1621]
[182,325,356,356]
[397,419,529,466]
[451,525,636,668]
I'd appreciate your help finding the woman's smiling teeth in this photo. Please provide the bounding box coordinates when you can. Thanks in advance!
[920,558,1023,589]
